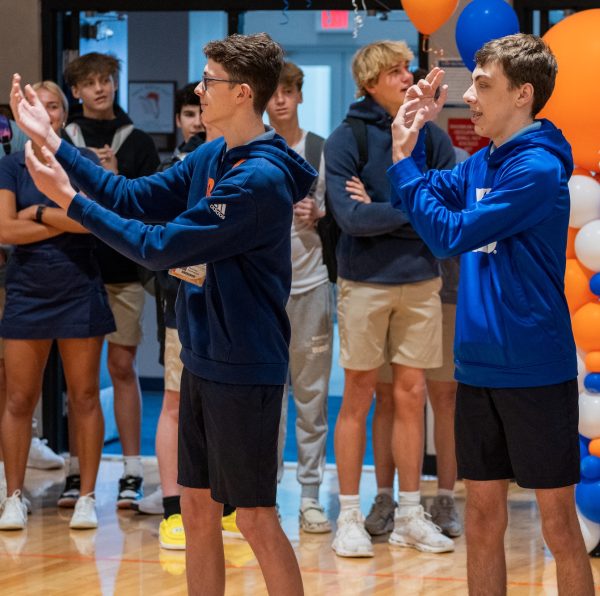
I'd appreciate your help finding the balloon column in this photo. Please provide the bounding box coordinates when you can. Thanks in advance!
[543,9,600,554]
[455,0,519,71]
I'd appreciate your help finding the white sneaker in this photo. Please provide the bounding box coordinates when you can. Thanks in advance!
[332,509,374,558]
[27,438,65,470]
[135,486,164,515]
[69,495,98,530]
[389,505,455,553]
[0,491,28,530]
[299,499,332,534]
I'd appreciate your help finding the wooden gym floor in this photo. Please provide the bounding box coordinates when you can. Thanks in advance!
[2,458,600,595]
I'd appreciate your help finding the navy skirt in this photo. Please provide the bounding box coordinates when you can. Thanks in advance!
[0,249,116,340]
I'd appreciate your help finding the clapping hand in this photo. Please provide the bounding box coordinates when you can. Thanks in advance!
[10,74,61,153]
[24,141,76,210]
[391,67,448,163]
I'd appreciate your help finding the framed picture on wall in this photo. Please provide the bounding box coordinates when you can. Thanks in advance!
[128,81,176,134]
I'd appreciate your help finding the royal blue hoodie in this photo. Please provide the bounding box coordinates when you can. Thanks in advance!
[387,119,577,388]
[56,134,316,385]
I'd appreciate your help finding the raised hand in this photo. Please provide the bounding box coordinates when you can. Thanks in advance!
[391,102,428,163]
[10,74,61,153]
[24,141,76,209]
[403,67,448,126]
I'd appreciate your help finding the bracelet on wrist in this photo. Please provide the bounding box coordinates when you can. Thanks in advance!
[35,204,47,224]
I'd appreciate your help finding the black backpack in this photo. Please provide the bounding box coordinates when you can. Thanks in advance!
[317,119,439,283]
[317,117,368,283]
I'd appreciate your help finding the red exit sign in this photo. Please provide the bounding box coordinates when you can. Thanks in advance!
[321,10,349,30]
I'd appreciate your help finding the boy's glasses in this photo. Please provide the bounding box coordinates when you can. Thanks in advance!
[201,76,244,89]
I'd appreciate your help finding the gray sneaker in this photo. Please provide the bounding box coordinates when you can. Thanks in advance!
[429,495,463,538]
[364,493,396,536]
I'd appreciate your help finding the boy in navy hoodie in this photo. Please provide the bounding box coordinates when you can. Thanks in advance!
[388,34,593,595]
[12,33,313,595]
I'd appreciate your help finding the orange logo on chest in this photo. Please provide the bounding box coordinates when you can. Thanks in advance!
[206,178,215,197]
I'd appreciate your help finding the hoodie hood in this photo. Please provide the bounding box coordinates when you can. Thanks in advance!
[346,95,392,128]
[66,104,133,146]
[488,119,574,179]
[225,133,317,205]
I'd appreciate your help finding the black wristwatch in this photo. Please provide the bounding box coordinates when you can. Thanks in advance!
[35,204,47,223]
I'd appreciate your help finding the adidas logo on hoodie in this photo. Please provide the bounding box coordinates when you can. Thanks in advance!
[210,203,227,219]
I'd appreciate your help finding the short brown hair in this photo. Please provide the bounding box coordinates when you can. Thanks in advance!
[64,52,120,87]
[352,40,413,98]
[204,33,284,114]
[279,62,304,92]
[475,33,557,117]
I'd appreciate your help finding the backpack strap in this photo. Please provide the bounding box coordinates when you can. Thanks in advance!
[304,131,325,196]
[343,117,368,173]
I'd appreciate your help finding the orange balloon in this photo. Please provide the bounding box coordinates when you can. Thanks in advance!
[573,167,596,178]
[585,352,600,373]
[572,302,600,353]
[565,259,595,314]
[540,10,600,173]
[402,0,459,35]
[566,227,577,258]
[590,439,600,457]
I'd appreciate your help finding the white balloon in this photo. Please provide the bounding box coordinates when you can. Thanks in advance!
[575,220,600,272]
[578,351,587,394]
[577,507,600,553]
[569,175,600,228]
[579,390,600,438]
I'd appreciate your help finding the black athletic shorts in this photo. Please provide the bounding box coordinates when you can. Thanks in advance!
[178,367,283,507]
[455,379,580,489]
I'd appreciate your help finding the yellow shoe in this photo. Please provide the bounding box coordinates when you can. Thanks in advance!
[159,514,186,550]
[222,511,245,540]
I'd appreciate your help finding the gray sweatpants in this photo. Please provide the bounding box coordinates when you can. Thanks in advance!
[277,282,333,499]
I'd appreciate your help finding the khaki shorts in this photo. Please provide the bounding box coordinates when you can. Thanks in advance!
[0,287,4,358]
[378,302,456,384]
[105,282,145,347]
[337,277,443,372]
[164,326,184,392]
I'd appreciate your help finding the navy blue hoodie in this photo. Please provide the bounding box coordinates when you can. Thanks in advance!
[387,120,577,388]
[57,134,316,385]
[324,95,444,284]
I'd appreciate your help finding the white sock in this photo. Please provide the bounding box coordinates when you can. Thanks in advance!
[438,488,454,499]
[377,487,394,499]
[339,494,360,513]
[123,455,143,478]
[398,490,421,515]
[69,456,80,475]
[0,461,4,480]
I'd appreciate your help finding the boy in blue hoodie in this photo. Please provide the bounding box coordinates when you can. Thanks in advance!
[12,33,313,596]
[388,34,593,595]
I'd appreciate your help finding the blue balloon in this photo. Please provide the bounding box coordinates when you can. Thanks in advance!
[455,0,520,72]
[576,481,600,523]
[581,455,600,480]
[585,373,600,393]
[590,273,600,297]
[581,434,591,459]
